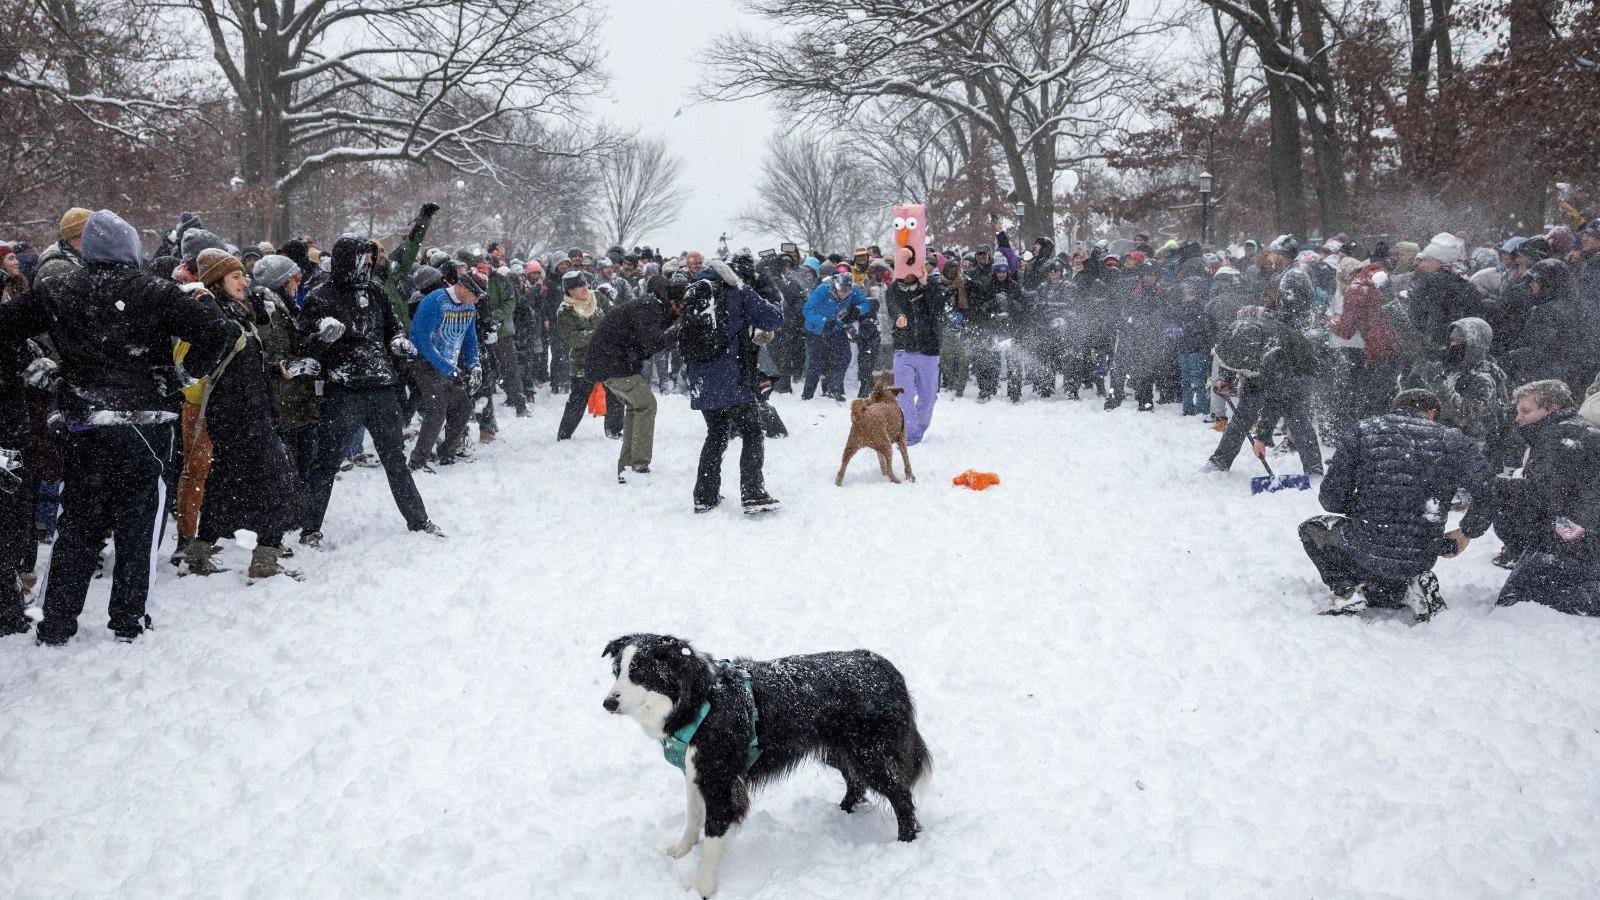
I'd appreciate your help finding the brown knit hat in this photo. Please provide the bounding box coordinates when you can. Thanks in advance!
[196,248,243,287]
[59,207,91,241]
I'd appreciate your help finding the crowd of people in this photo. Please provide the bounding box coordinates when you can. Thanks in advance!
[0,202,1597,645]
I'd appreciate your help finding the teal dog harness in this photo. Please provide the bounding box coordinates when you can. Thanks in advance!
[662,663,761,774]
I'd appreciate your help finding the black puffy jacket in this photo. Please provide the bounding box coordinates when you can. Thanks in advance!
[296,236,404,389]
[1319,411,1497,577]
[888,278,945,356]
[7,263,233,422]
[1508,409,1600,562]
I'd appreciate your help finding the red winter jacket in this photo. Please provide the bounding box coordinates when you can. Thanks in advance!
[1330,265,1398,362]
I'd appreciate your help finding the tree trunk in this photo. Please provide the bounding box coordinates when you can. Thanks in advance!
[1265,72,1307,239]
[1502,0,1554,231]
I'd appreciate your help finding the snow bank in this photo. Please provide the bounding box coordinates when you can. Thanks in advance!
[2,393,1597,898]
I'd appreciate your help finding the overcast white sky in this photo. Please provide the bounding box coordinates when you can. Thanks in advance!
[601,0,776,255]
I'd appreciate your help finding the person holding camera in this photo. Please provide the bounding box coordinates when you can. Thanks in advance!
[684,260,783,514]
[1301,388,1496,621]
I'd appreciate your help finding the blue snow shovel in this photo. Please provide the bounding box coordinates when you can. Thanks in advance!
[1250,452,1312,495]
[1216,389,1312,495]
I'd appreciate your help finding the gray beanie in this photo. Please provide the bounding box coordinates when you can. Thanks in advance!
[252,254,301,290]
[180,228,225,260]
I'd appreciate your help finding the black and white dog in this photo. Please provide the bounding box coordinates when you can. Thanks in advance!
[601,633,931,897]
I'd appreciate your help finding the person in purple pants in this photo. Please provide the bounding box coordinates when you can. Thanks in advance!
[888,271,947,445]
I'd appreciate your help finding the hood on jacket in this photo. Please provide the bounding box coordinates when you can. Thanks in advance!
[1447,317,1493,368]
[1034,236,1055,260]
[279,239,317,279]
[330,234,374,289]
[81,209,143,267]
[1528,257,1573,305]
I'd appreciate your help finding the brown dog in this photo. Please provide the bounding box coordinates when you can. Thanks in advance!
[836,374,915,486]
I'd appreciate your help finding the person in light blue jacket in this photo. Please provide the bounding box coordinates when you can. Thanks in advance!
[801,272,870,400]
[407,263,481,470]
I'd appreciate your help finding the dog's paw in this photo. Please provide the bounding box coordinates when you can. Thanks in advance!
[694,874,718,898]
[666,839,697,860]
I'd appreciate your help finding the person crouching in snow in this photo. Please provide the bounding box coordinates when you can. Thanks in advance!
[1493,379,1600,615]
[684,260,783,514]
[408,262,482,471]
[1302,388,1496,621]
[585,274,684,482]
[889,268,945,445]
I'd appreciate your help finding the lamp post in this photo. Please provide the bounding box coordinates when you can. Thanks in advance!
[1196,171,1213,246]
[228,175,245,248]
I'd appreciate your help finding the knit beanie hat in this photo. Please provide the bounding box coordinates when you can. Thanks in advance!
[197,248,243,287]
[252,254,300,290]
[1419,232,1464,264]
[59,208,91,241]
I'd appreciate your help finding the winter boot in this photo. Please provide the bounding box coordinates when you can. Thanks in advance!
[479,427,496,445]
[247,545,301,582]
[1320,584,1369,616]
[182,540,227,576]
[1103,396,1122,411]
[1405,571,1446,623]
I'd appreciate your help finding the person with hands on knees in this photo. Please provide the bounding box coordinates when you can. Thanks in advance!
[1494,379,1600,615]
[408,261,482,472]
[296,235,440,547]
[1301,388,1496,622]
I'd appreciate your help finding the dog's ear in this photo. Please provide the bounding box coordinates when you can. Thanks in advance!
[675,650,714,710]
[601,636,630,659]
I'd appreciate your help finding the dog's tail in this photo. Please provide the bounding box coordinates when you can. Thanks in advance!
[901,701,933,791]
[849,397,869,422]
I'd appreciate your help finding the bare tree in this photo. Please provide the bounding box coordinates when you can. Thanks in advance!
[177,0,607,239]
[733,134,886,252]
[597,136,689,249]
[703,0,1178,244]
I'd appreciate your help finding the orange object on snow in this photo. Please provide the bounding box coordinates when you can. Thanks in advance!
[586,382,607,416]
[951,469,1001,491]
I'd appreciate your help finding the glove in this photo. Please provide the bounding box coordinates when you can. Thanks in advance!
[468,366,483,392]
[707,258,741,288]
[420,202,440,218]
[23,357,59,392]
[389,335,418,359]
[284,358,321,378]
[752,329,776,346]
[842,305,860,324]
[316,317,346,343]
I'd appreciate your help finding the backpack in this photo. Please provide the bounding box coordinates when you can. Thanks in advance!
[1216,317,1277,376]
[679,281,731,364]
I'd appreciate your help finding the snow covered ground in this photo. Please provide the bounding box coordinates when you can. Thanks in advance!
[3,388,1599,899]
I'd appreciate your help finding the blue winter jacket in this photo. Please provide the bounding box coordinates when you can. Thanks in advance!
[804,282,871,336]
[686,275,782,411]
[411,287,480,376]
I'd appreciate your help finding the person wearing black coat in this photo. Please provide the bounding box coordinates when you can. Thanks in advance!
[888,273,945,444]
[190,250,304,580]
[1407,268,1486,353]
[588,280,682,480]
[0,324,36,635]
[295,235,437,546]
[1494,379,1600,615]
[1206,311,1325,476]
[0,209,237,644]
[1105,266,1166,411]
[1504,258,1600,397]
[1303,388,1496,619]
